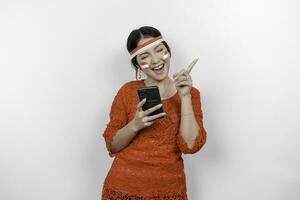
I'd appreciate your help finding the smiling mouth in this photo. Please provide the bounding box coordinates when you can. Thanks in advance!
[152,64,164,70]
[152,63,165,75]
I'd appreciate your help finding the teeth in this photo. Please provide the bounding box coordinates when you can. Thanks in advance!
[153,64,163,70]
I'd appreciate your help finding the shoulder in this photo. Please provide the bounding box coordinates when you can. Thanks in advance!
[113,80,142,106]
[120,80,142,89]
[117,80,143,94]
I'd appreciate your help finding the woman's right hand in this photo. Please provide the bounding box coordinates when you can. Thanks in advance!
[131,98,166,132]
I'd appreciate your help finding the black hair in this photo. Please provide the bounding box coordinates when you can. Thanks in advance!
[126,26,171,69]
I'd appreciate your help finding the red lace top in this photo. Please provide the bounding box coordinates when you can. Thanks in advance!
[101,80,207,200]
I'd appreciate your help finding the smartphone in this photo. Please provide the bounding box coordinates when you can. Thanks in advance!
[137,86,164,118]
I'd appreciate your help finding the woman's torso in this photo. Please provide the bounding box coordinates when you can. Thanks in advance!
[103,80,187,195]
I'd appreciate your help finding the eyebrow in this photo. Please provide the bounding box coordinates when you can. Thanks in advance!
[154,44,164,50]
[139,52,149,56]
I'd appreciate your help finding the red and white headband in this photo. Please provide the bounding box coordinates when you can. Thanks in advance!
[129,36,164,59]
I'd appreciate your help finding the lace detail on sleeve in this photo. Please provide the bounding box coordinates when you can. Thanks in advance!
[177,127,206,154]
[102,84,128,157]
[102,188,187,200]
[176,88,207,154]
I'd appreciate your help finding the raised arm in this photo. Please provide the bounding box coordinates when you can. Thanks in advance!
[176,88,207,154]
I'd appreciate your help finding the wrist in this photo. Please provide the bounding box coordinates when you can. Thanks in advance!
[181,94,192,102]
[128,120,139,133]
[181,112,194,117]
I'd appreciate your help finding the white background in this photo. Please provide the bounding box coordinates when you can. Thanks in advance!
[1,0,299,199]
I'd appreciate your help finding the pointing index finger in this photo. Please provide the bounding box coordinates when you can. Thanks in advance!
[173,58,199,80]
[186,58,199,74]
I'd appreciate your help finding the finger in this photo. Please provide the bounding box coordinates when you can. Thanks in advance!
[147,112,166,121]
[176,71,191,82]
[144,121,154,126]
[175,78,192,85]
[175,75,188,83]
[183,71,192,81]
[172,73,179,79]
[174,58,198,80]
[143,104,163,116]
[183,70,189,77]
[186,58,198,74]
[176,81,191,87]
[174,69,186,80]
[142,116,149,123]
[137,98,147,111]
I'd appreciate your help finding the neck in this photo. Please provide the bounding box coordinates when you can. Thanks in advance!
[144,77,170,87]
[144,77,172,98]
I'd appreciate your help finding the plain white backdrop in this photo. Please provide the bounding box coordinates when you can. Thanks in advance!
[1,0,299,199]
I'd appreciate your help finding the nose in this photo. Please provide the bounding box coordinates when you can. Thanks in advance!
[151,54,160,64]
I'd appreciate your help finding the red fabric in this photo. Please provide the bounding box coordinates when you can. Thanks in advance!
[101,80,207,199]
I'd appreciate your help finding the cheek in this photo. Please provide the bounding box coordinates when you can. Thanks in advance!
[138,58,151,69]
[162,52,170,60]
[142,68,153,75]
[165,61,171,73]
[140,63,149,69]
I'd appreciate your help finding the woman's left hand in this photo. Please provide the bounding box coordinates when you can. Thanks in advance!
[173,70,193,98]
[173,58,198,98]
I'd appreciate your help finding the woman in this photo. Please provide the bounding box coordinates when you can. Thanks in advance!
[101,26,207,199]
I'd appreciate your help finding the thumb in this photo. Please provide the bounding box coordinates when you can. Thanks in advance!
[173,73,178,79]
[137,98,146,111]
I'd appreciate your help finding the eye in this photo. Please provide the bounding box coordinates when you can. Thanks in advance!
[157,48,163,52]
[141,55,148,60]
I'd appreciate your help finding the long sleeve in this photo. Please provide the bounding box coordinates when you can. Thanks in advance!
[102,85,128,158]
[176,88,207,154]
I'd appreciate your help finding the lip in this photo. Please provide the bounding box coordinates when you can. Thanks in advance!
[151,64,164,70]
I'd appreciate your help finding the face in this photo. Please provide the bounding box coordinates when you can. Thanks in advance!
[136,37,171,81]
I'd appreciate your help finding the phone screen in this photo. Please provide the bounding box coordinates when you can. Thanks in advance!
[137,86,164,117]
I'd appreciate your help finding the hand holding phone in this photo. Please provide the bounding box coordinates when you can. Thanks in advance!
[137,86,164,116]
[130,86,166,132]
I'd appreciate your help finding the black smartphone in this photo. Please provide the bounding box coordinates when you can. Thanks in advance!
[137,86,164,118]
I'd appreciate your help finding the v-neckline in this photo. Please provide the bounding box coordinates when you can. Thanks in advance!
[140,79,178,102]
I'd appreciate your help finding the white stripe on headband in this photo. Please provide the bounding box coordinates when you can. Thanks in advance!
[130,38,164,59]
